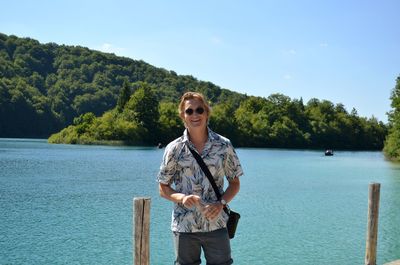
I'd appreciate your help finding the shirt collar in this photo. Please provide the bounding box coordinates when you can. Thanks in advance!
[183,127,217,144]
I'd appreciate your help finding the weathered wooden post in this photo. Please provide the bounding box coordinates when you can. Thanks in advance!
[365,183,380,265]
[133,197,151,265]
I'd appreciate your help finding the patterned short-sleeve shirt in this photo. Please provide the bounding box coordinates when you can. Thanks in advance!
[157,127,244,233]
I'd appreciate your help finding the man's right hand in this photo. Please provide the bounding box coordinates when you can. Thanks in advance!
[182,195,201,208]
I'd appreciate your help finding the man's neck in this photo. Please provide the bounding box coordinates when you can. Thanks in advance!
[188,127,208,152]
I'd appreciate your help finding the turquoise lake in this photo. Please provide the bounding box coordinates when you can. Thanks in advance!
[0,138,399,265]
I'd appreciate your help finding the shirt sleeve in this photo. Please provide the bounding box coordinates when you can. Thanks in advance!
[157,144,177,185]
[224,141,244,181]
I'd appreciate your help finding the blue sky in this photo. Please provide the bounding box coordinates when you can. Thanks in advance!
[1,0,399,122]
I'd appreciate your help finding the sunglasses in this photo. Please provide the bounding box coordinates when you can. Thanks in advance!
[185,107,205,115]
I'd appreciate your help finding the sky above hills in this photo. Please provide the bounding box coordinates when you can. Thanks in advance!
[1,0,399,122]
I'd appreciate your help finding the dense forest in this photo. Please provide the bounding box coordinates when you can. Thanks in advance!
[0,33,388,150]
[384,76,400,160]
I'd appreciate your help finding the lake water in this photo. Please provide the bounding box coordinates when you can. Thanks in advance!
[0,138,399,265]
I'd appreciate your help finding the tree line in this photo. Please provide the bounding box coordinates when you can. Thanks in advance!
[0,33,388,150]
[49,81,387,150]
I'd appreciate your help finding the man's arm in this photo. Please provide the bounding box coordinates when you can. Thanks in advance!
[221,177,240,203]
[159,183,200,208]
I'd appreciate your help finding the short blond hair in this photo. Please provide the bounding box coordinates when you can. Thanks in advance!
[179,92,211,119]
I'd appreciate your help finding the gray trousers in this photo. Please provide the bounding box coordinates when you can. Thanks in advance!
[173,228,233,265]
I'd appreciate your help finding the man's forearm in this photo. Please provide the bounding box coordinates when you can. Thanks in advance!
[159,183,186,203]
[222,178,240,203]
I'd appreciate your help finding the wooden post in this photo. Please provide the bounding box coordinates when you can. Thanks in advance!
[133,197,151,265]
[365,183,380,265]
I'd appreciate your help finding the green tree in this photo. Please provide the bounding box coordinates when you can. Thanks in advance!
[234,96,270,146]
[158,102,183,144]
[209,102,238,144]
[123,82,159,143]
[116,79,131,112]
[384,76,400,160]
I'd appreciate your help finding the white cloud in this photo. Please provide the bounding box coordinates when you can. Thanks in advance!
[282,49,297,56]
[96,43,126,55]
[283,74,292,80]
[210,36,223,45]
[319,42,328,47]
[101,43,112,51]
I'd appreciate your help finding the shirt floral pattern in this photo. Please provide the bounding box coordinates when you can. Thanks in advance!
[157,127,243,233]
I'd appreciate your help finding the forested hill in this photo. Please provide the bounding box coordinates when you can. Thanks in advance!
[0,33,388,149]
[0,33,243,138]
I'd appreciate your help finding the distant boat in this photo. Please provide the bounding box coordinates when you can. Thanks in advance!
[325,149,334,156]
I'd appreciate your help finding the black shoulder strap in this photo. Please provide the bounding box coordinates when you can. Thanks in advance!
[187,146,230,214]
[187,146,222,200]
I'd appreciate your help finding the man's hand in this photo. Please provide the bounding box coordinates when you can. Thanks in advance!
[203,202,224,220]
[182,195,201,208]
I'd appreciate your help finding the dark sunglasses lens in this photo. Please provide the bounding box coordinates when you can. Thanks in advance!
[185,108,194,115]
[185,107,205,115]
[196,107,204,114]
